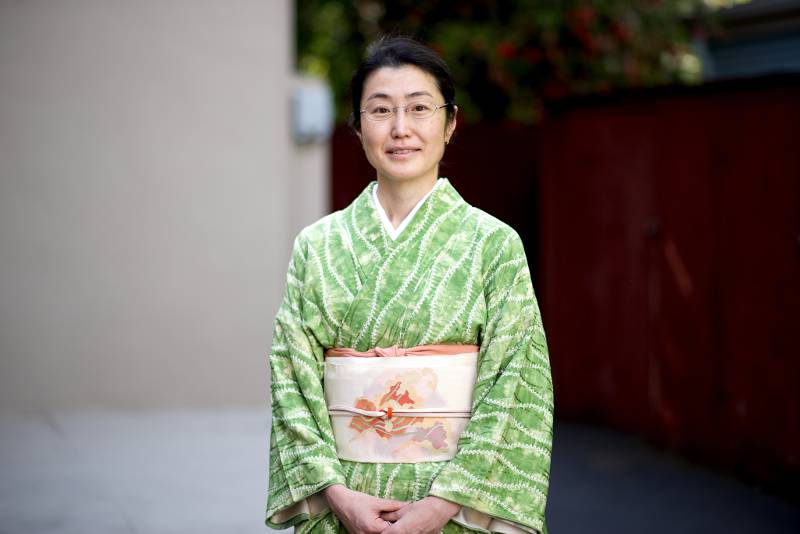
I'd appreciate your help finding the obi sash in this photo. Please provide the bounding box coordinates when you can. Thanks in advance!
[323,344,479,463]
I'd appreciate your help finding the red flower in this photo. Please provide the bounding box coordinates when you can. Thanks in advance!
[572,27,597,54]
[349,399,388,436]
[497,40,517,60]
[379,381,416,407]
[350,382,421,439]
[569,6,596,29]
[612,22,631,43]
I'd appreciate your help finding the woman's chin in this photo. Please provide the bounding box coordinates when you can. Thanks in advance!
[379,172,435,185]
[377,164,438,183]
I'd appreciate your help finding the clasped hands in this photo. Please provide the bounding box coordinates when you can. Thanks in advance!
[323,484,459,534]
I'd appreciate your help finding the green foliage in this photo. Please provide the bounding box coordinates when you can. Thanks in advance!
[297,0,724,123]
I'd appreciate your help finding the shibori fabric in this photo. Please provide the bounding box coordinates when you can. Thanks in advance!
[324,351,478,463]
[266,179,553,534]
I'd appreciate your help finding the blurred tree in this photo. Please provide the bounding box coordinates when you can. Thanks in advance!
[297,0,746,123]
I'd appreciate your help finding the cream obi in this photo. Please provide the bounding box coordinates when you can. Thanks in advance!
[323,346,479,463]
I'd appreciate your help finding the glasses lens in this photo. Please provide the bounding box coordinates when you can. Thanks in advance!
[362,100,444,121]
[364,103,393,121]
[407,100,437,119]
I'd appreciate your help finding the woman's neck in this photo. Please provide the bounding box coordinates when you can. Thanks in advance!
[375,176,438,229]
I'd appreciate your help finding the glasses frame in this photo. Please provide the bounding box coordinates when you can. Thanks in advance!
[360,101,452,122]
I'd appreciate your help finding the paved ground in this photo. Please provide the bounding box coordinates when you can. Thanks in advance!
[0,410,797,534]
[546,422,799,533]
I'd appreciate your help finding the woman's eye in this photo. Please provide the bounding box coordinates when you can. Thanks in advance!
[412,104,430,112]
[371,106,390,115]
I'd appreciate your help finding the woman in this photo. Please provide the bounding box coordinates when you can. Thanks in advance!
[266,37,553,534]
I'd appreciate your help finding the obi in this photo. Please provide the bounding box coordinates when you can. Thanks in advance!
[323,345,479,463]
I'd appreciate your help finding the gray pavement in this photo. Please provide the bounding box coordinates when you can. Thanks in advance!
[0,410,797,533]
[0,410,287,534]
[546,422,800,533]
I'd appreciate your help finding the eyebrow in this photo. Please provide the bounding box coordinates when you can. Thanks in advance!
[365,90,434,101]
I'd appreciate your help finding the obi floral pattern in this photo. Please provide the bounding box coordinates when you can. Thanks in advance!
[330,366,466,461]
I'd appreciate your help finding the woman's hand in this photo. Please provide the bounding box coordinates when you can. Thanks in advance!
[323,484,407,534]
[379,496,460,534]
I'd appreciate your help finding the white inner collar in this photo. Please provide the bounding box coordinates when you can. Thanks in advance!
[373,179,443,241]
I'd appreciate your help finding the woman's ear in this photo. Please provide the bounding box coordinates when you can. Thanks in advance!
[445,106,458,144]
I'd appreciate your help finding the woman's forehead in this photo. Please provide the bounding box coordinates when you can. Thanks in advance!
[362,65,441,101]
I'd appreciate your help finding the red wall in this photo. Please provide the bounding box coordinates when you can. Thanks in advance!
[330,75,800,496]
[540,75,800,494]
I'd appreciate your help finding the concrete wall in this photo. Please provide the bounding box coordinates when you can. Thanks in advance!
[0,0,325,410]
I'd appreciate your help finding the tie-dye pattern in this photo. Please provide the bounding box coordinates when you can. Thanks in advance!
[266,179,553,533]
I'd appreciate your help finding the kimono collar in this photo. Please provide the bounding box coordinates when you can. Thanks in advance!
[345,177,463,260]
[373,178,445,241]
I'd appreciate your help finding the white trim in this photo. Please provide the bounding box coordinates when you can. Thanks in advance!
[373,178,443,240]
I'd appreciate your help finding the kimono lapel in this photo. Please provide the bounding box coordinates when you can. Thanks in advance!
[341,182,387,285]
[336,179,470,350]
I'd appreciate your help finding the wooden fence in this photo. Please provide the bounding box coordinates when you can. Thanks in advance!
[331,74,800,497]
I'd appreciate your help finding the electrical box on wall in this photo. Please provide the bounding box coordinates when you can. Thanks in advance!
[291,78,334,145]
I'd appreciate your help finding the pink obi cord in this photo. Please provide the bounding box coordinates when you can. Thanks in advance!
[324,343,479,358]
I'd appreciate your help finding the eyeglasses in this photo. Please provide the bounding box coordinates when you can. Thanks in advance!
[360,100,451,122]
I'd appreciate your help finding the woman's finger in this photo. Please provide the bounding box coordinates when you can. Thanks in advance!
[373,498,407,511]
[381,499,408,511]
[380,511,400,522]
[370,516,394,533]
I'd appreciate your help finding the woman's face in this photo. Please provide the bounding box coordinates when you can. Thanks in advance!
[357,65,456,186]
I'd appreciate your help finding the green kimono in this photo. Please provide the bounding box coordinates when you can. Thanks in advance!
[266,179,553,533]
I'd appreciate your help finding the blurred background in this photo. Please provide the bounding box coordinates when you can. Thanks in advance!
[0,0,798,533]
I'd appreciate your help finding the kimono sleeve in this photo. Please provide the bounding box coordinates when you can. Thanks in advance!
[265,235,346,529]
[428,231,553,534]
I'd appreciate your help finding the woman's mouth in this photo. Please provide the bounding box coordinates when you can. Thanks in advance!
[387,148,420,158]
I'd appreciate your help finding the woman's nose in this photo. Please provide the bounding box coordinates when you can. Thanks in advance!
[391,107,411,136]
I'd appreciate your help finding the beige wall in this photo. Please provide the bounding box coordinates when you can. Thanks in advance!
[0,0,325,410]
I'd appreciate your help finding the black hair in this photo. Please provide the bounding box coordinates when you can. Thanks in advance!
[349,36,456,131]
